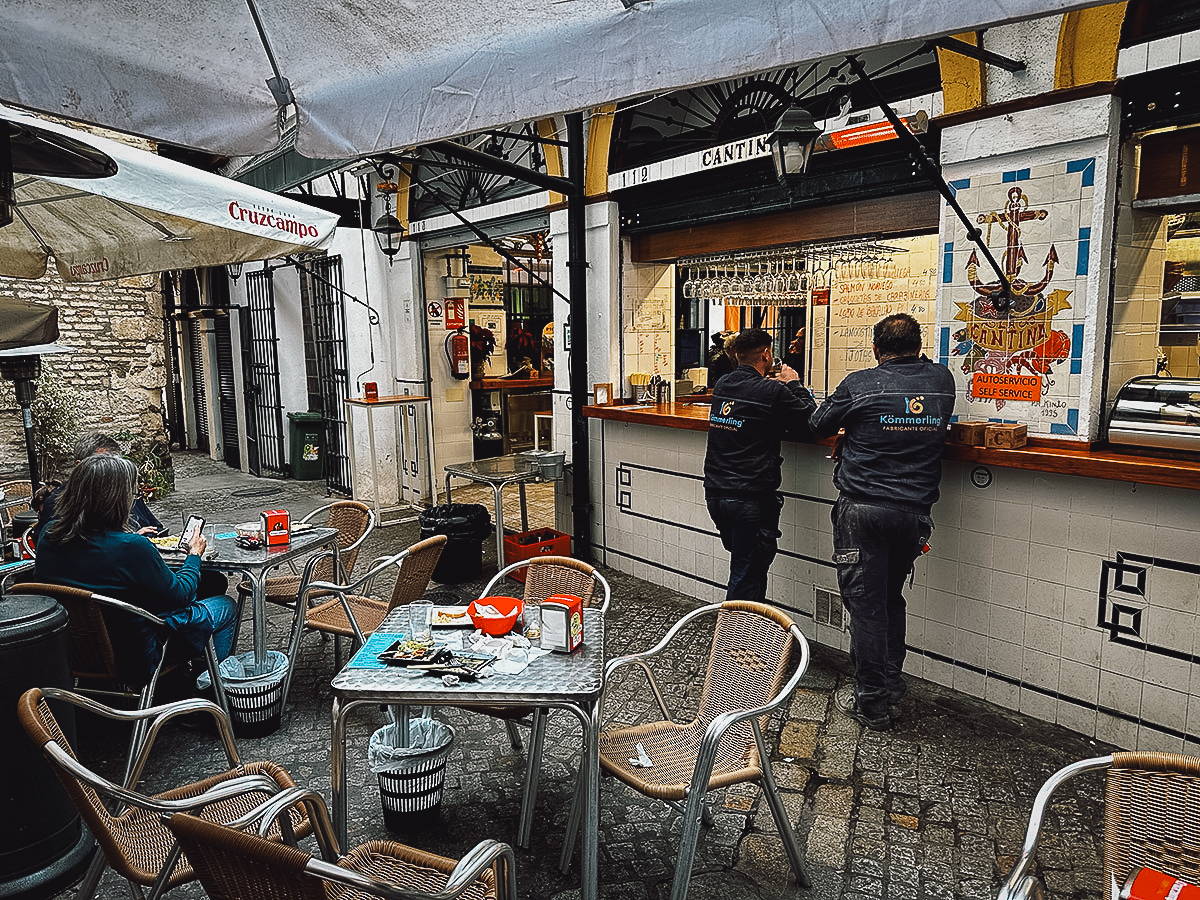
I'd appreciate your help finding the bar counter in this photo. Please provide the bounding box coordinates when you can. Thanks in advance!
[582,397,1200,755]
[583,399,1200,492]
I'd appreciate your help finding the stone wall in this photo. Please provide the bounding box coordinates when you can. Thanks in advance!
[0,271,169,482]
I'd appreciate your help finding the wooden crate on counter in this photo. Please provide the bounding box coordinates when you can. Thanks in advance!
[948,421,990,446]
[984,423,1027,449]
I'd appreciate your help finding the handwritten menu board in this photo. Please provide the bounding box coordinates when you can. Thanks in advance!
[821,234,938,395]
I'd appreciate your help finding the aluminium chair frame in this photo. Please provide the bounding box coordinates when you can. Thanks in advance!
[15,581,230,779]
[292,534,448,651]
[997,751,1200,900]
[238,501,376,611]
[169,784,519,900]
[473,555,611,849]
[0,478,33,526]
[18,687,310,900]
[582,600,812,900]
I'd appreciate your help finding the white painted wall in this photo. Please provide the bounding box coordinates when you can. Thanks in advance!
[550,201,621,462]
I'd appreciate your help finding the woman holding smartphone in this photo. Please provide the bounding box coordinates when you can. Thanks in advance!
[33,453,237,687]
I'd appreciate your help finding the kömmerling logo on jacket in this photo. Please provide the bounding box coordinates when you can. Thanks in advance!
[710,400,745,429]
[879,396,941,427]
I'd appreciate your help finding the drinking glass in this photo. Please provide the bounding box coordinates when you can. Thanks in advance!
[524,602,542,640]
[408,599,433,642]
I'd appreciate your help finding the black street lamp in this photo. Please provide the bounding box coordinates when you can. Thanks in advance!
[768,106,823,182]
[372,170,406,263]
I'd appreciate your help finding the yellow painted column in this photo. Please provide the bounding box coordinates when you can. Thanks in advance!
[1056,2,1127,89]
[537,118,566,205]
[585,104,617,198]
[939,32,985,114]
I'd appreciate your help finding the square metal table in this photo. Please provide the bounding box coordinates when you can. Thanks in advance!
[443,455,539,565]
[198,525,340,677]
[330,609,605,900]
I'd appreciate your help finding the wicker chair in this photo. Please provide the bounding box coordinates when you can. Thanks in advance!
[165,788,517,900]
[17,687,313,900]
[15,581,230,778]
[461,555,611,847]
[285,534,447,672]
[592,600,811,900]
[998,751,1200,899]
[236,500,375,612]
[0,478,33,526]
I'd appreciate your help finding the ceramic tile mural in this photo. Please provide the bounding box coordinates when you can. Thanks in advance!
[939,159,1095,436]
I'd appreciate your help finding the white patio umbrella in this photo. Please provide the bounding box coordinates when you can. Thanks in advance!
[0,103,338,283]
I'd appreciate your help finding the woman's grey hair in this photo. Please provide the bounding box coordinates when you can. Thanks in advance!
[45,453,139,544]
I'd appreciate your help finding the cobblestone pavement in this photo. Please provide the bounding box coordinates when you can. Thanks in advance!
[47,453,1114,900]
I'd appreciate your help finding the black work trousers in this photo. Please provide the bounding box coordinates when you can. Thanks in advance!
[831,496,932,720]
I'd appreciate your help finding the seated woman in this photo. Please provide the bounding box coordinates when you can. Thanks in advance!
[34,453,237,687]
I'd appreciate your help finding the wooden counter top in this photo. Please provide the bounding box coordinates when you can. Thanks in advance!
[583,400,1200,491]
[470,376,553,390]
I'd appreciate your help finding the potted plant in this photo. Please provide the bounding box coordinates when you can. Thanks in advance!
[469,323,496,380]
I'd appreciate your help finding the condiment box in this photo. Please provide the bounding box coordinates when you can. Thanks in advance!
[261,509,290,546]
[948,421,989,446]
[984,423,1028,449]
[540,593,583,653]
[1121,867,1200,900]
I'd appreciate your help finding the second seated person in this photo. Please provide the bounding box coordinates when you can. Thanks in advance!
[34,453,238,687]
[703,328,812,604]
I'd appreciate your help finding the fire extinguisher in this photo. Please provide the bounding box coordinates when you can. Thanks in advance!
[445,327,470,380]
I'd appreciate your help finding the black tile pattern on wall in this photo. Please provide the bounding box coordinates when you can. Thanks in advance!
[1099,551,1200,663]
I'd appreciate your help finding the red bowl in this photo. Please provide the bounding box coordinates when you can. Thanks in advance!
[468,596,524,636]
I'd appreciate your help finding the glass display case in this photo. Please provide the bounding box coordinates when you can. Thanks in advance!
[1107,377,1200,452]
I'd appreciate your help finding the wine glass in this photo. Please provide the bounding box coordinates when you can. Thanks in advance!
[728,262,745,304]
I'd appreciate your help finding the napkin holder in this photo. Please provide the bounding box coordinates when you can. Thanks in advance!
[262,509,290,546]
[540,594,583,653]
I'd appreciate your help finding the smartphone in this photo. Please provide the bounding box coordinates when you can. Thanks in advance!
[179,515,205,552]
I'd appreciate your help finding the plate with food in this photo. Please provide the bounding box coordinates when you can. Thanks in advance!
[149,534,184,553]
[432,606,472,627]
[408,650,496,679]
[377,638,444,666]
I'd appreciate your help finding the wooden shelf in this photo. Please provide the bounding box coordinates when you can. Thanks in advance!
[470,376,553,391]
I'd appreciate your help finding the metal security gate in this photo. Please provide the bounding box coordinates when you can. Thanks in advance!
[213,312,240,470]
[186,316,210,453]
[242,269,286,477]
[299,257,352,496]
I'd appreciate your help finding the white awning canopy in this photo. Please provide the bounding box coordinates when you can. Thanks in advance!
[0,0,1109,159]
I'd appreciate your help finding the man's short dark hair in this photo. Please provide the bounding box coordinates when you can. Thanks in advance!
[873,314,922,358]
[728,328,773,363]
[73,433,120,463]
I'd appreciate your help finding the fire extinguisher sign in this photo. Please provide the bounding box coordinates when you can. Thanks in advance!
[445,297,465,329]
[427,300,444,325]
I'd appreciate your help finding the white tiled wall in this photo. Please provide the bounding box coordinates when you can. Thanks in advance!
[620,256,675,400]
[592,418,1200,753]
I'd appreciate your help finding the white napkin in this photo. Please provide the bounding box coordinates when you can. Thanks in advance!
[629,742,653,768]
[493,645,552,675]
[472,603,503,617]
[469,632,549,675]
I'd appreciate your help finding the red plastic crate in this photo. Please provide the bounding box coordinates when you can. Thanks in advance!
[503,528,571,581]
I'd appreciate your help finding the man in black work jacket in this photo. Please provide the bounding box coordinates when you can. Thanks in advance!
[703,328,812,604]
[800,313,956,731]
